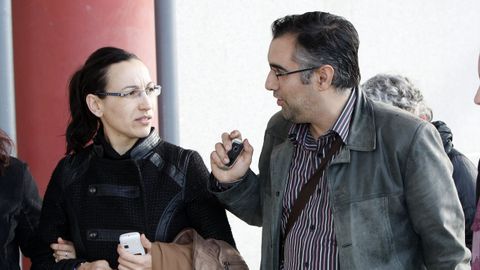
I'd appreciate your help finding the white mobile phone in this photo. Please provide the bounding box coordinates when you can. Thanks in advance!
[119,232,146,255]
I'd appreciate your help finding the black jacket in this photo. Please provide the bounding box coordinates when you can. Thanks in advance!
[433,120,477,249]
[33,131,234,269]
[0,157,44,270]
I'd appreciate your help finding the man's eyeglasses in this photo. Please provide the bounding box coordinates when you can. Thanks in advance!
[274,66,320,78]
[95,84,161,99]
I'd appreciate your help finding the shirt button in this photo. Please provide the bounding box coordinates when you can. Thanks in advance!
[88,186,97,194]
[304,262,309,268]
[310,225,315,231]
[276,191,280,197]
[88,231,98,239]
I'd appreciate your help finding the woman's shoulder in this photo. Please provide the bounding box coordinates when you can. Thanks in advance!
[6,156,27,171]
[153,141,206,175]
[1,156,27,181]
[156,141,199,161]
[50,145,94,186]
[61,144,94,165]
[0,157,31,197]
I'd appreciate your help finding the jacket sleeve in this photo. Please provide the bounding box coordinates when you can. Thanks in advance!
[184,151,236,247]
[207,112,290,227]
[208,169,262,227]
[14,163,52,266]
[31,158,88,270]
[405,122,470,268]
[450,152,477,250]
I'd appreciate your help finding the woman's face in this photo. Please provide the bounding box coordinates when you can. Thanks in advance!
[93,59,155,148]
[475,55,480,105]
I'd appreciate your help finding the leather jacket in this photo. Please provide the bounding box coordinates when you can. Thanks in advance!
[433,120,477,249]
[0,157,44,270]
[211,90,470,269]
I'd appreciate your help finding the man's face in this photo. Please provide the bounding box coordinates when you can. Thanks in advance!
[264,34,317,123]
[475,54,480,105]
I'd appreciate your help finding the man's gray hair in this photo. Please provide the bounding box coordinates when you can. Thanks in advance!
[361,74,427,117]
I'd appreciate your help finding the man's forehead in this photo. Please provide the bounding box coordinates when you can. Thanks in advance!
[267,34,298,66]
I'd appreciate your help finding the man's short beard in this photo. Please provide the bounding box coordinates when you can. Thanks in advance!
[281,107,301,123]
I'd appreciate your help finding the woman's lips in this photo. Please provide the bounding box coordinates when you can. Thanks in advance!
[136,115,152,125]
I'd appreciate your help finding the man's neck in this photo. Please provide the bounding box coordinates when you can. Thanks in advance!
[309,88,353,139]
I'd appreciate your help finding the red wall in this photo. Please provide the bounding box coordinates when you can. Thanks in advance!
[12,1,157,268]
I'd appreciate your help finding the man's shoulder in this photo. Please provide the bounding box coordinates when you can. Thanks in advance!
[370,99,426,131]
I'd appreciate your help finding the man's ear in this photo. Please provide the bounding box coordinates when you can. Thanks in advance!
[86,94,104,117]
[314,65,334,90]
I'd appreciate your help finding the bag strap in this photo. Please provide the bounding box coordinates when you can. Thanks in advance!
[283,136,343,239]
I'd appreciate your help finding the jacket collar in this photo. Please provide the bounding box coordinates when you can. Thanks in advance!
[274,88,376,152]
[345,88,376,152]
[93,128,162,160]
[131,130,162,159]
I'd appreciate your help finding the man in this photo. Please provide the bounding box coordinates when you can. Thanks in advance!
[209,11,470,269]
[362,73,477,250]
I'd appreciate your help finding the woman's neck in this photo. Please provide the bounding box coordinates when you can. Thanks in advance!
[102,134,138,156]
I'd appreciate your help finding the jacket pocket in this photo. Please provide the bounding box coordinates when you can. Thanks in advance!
[336,195,404,270]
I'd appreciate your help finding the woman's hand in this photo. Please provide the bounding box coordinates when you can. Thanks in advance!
[117,234,152,270]
[50,237,76,262]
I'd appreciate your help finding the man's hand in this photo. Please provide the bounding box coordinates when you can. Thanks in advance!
[210,130,253,183]
[117,234,152,270]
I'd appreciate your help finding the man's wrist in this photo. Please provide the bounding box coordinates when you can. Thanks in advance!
[215,177,243,191]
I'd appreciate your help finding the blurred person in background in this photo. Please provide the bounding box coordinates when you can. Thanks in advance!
[0,128,45,269]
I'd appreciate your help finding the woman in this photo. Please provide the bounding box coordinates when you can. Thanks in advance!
[33,47,234,270]
[0,129,44,269]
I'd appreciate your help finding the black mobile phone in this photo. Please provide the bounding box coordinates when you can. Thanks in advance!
[226,139,244,167]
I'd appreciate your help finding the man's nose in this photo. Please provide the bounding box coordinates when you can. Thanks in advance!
[265,70,279,91]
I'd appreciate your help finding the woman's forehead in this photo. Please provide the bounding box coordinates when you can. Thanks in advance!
[105,59,151,88]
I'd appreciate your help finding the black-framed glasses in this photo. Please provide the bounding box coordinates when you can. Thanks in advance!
[274,66,320,78]
[95,84,161,99]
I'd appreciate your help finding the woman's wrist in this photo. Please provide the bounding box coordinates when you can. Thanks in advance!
[74,262,86,270]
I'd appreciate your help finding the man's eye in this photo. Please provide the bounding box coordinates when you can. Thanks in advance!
[272,68,284,75]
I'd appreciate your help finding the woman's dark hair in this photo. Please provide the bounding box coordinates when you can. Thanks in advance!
[271,11,360,89]
[0,129,13,175]
[66,47,139,154]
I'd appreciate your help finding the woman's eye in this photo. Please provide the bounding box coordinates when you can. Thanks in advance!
[145,87,155,94]
[126,89,140,96]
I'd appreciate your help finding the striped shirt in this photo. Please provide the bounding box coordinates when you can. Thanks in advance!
[281,88,356,269]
